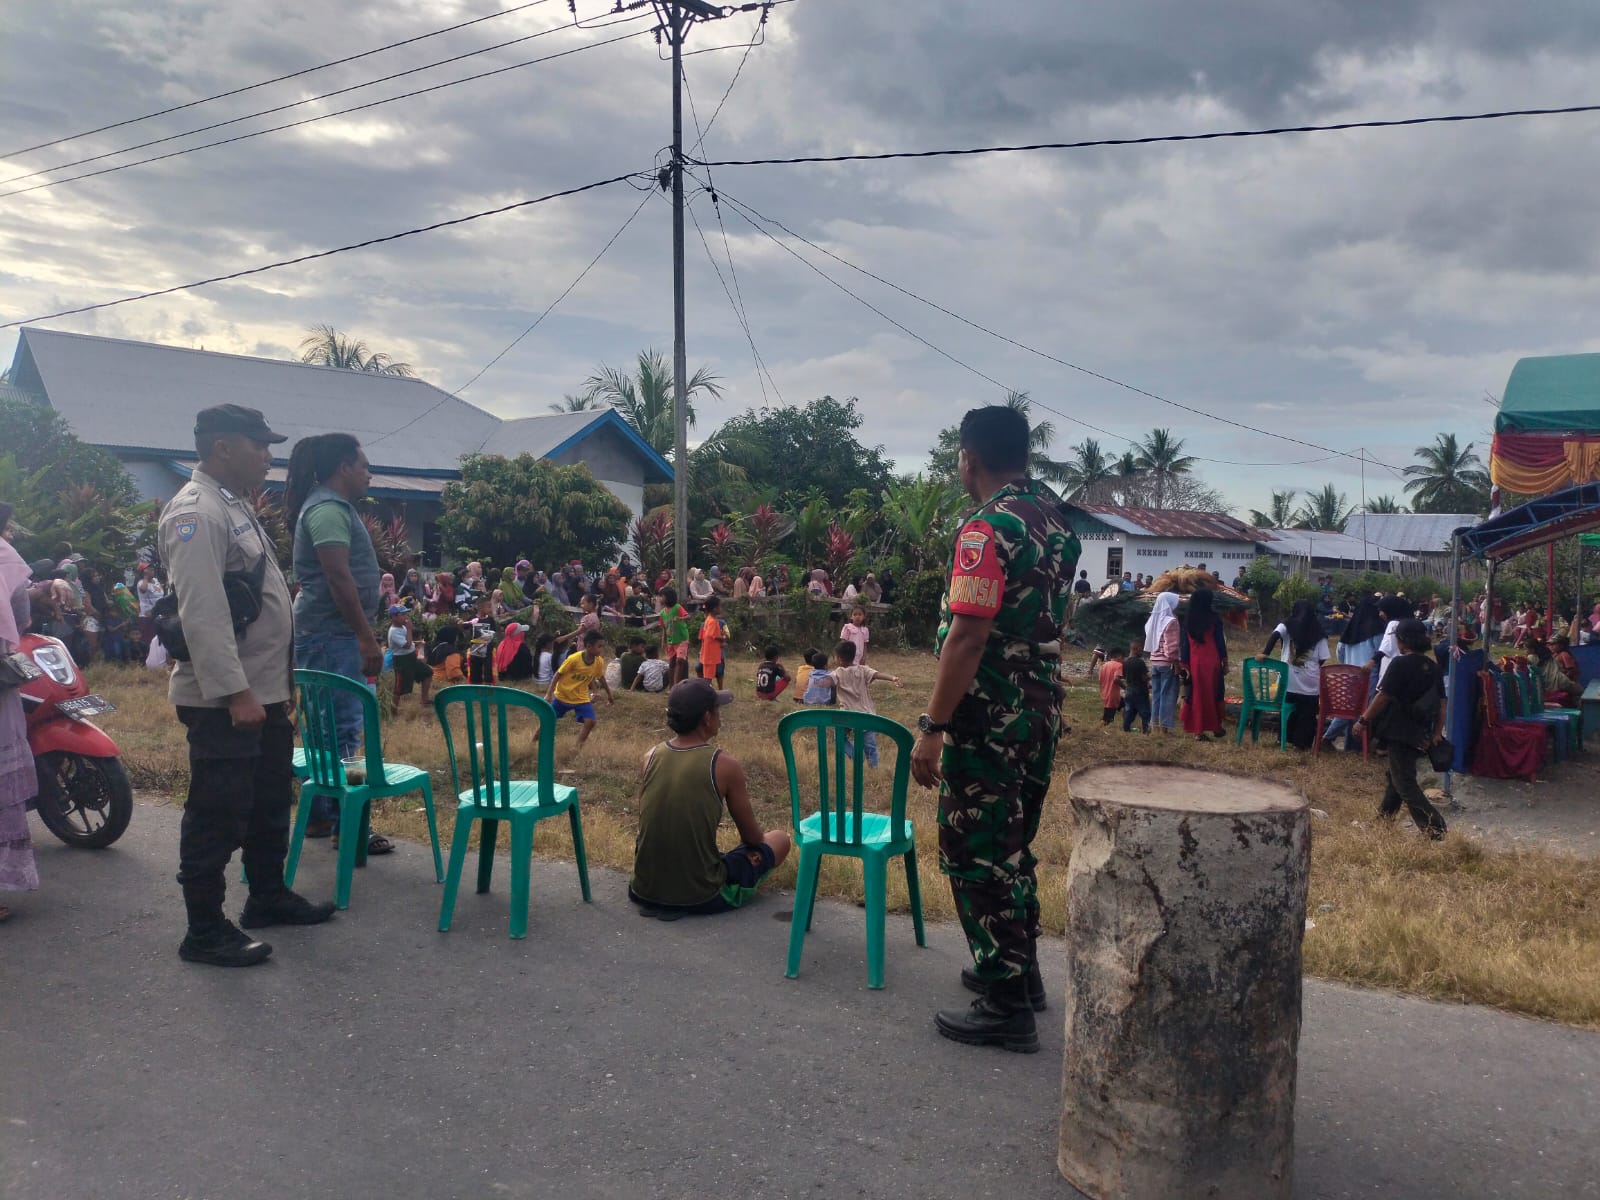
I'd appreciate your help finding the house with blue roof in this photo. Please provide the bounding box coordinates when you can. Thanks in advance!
[5,327,672,563]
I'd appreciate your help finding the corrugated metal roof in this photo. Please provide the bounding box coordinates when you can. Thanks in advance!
[1342,512,1474,555]
[1258,528,1416,563]
[1070,503,1262,542]
[12,327,671,482]
[169,460,447,497]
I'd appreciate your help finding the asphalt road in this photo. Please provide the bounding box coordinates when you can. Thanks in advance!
[2,800,1596,1200]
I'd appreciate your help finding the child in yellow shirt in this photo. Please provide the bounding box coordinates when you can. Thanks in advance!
[545,630,614,749]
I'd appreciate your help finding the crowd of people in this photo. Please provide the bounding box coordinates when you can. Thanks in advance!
[10,399,1595,1057]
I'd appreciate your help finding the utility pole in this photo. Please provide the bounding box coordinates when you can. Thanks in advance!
[651,0,725,599]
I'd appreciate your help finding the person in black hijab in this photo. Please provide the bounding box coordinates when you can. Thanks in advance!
[1322,593,1388,749]
[1263,600,1329,749]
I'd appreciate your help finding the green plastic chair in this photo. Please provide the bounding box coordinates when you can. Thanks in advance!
[433,685,591,939]
[778,708,925,989]
[1523,664,1584,749]
[1509,666,1577,757]
[1236,657,1291,749]
[286,669,443,909]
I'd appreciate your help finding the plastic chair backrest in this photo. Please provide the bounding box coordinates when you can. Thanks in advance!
[1318,663,1370,719]
[433,684,558,810]
[777,709,914,846]
[1241,657,1289,706]
[294,668,384,789]
[1478,671,1504,727]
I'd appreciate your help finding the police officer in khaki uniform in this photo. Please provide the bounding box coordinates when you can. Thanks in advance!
[160,405,334,967]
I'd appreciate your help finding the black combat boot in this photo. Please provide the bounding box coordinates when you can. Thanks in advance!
[935,975,1039,1053]
[240,889,337,930]
[178,919,273,967]
[960,958,1047,1011]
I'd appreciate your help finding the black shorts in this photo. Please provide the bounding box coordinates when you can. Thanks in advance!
[629,843,777,917]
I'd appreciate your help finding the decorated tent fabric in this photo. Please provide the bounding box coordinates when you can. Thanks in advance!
[1491,354,1600,492]
[1489,431,1600,494]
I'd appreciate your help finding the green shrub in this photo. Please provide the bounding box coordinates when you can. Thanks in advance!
[1273,572,1320,613]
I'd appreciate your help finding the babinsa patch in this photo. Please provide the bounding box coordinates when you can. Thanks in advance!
[957,528,990,572]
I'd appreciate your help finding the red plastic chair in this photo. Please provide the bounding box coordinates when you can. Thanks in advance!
[1316,663,1370,758]
[1473,670,1547,781]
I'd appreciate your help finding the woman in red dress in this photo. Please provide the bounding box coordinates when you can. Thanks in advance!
[1180,587,1228,740]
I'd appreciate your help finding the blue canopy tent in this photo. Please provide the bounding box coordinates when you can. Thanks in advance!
[1444,482,1600,778]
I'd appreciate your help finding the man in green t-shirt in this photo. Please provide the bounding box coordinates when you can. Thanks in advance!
[629,680,790,917]
[658,585,692,688]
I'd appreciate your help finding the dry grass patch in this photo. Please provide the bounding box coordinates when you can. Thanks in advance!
[85,652,1600,1026]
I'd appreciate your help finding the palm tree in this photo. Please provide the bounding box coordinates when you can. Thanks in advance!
[582,349,723,458]
[1061,438,1113,501]
[549,393,603,414]
[1403,433,1492,512]
[1365,495,1406,513]
[1134,427,1197,509]
[298,324,415,376]
[1294,484,1353,532]
[1248,489,1298,529]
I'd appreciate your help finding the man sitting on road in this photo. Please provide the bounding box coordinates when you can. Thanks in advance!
[628,679,791,918]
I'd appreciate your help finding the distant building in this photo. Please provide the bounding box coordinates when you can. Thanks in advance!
[1255,527,1416,573]
[1061,504,1263,584]
[5,327,672,564]
[1338,512,1480,578]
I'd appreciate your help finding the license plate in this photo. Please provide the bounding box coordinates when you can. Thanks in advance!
[57,695,116,718]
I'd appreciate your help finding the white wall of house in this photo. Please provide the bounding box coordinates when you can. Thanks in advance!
[1075,532,1259,585]
[547,424,653,526]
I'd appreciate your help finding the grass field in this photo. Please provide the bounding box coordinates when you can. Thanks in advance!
[90,649,1600,1027]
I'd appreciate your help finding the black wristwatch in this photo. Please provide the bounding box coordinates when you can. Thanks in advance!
[918,714,952,736]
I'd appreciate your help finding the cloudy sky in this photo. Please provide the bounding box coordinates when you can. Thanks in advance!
[4,0,1599,512]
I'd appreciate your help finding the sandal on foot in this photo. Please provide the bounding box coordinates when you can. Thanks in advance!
[366,834,394,855]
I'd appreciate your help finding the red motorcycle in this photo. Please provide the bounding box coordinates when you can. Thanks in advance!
[18,631,132,848]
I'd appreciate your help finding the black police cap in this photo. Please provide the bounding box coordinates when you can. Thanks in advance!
[194,404,287,444]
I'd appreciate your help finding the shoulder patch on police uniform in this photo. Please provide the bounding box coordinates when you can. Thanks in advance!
[172,514,199,542]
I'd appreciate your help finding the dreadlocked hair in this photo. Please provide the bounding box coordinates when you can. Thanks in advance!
[285,432,361,531]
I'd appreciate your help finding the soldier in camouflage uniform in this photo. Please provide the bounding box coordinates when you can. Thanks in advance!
[910,405,1079,1052]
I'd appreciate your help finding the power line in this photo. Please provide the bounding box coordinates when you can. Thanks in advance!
[703,179,1384,471]
[689,103,1600,169]
[687,192,778,406]
[1,9,651,190]
[1,170,652,330]
[453,186,658,400]
[712,185,1406,472]
[687,2,770,152]
[0,0,560,162]
[0,24,655,201]
[682,65,780,404]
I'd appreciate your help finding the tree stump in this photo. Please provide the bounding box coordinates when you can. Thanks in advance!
[1057,763,1310,1200]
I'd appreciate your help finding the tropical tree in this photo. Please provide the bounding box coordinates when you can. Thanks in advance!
[549,393,602,414]
[1248,490,1298,529]
[631,510,674,583]
[716,396,893,511]
[1403,433,1492,512]
[0,454,155,567]
[925,391,1069,484]
[702,522,740,567]
[1134,427,1197,509]
[1293,484,1354,532]
[1364,495,1406,513]
[439,454,631,567]
[823,523,856,583]
[1,393,139,505]
[879,475,968,573]
[1061,438,1113,501]
[738,502,793,569]
[582,349,723,458]
[298,324,414,376]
